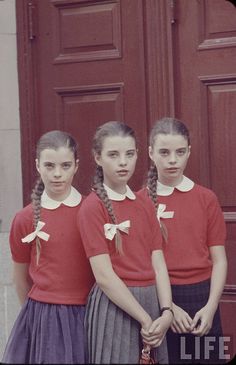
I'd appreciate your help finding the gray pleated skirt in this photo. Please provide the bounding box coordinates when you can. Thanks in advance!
[2,298,86,364]
[85,284,169,364]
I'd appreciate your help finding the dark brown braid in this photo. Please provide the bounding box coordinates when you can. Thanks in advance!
[31,130,78,264]
[92,121,137,255]
[147,162,158,210]
[31,177,45,264]
[147,161,168,242]
[93,165,123,254]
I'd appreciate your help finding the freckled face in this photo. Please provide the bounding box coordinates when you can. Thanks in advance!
[95,135,137,194]
[36,147,78,201]
[149,133,191,186]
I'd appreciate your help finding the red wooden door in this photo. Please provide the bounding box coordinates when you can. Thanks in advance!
[171,0,236,360]
[16,0,149,199]
[16,0,236,360]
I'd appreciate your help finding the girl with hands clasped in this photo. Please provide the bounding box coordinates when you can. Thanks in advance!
[78,121,173,364]
[138,117,227,364]
[2,131,94,364]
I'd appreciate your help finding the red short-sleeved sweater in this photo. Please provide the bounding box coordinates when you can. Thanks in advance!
[10,199,95,304]
[137,183,226,285]
[78,191,163,287]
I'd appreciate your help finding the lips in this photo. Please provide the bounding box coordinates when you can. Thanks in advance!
[117,170,129,175]
[167,168,178,172]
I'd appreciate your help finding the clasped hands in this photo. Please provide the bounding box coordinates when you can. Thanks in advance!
[169,303,215,337]
[140,303,215,348]
[141,312,173,348]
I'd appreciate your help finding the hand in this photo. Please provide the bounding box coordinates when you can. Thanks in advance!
[190,304,215,336]
[141,311,173,348]
[171,302,192,333]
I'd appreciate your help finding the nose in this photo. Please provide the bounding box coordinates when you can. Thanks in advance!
[168,152,177,165]
[54,166,62,178]
[119,155,127,166]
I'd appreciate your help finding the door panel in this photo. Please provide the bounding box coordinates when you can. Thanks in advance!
[172,0,236,360]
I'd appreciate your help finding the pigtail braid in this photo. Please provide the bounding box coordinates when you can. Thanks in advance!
[31,177,44,264]
[93,166,123,254]
[147,162,158,210]
[147,162,168,243]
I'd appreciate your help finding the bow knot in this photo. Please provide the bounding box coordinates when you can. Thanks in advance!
[157,204,174,222]
[21,221,50,244]
[104,220,130,240]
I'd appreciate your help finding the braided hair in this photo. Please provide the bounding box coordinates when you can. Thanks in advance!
[92,121,137,254]
[147,117,190,242]
[31,130,78,264]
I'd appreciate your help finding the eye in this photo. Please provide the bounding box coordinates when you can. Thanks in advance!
[159,149,169,156]
[62,162,72,169]
[126,150,135,158]
[108,152,118,158]
[177,149,187,156]
[44,162,54,169]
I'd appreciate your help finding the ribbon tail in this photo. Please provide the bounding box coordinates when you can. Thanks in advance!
[37,231,50,241]
[21,233,36,243]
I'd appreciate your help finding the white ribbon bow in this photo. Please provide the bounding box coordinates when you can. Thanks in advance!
[157,204,174,222]
[104,220,130,240]
[21,221,50,244]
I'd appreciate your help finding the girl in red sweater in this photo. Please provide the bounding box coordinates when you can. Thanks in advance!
[138,117,227,364]
[78,121,173,364]
[2,130,94,364]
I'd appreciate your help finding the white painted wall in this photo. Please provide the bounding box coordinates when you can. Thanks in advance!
[0,0,22,359]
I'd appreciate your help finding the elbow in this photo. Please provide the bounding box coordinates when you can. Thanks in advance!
[93,268,114,291]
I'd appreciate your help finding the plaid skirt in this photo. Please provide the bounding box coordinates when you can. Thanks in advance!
[85,284,169,364]
[1,298,86,364]
[167,279,225,364]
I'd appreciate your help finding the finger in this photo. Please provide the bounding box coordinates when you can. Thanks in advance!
[148,319,162,334]
[191,321,208,336]
[172,320,184,333]
[191,313,201,331]
[182,316,193,332]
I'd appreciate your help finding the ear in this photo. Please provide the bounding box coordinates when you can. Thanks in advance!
[187,145,191,158]
[94,153,101,166]
[35,158,40,173]
[74,159,79,173]
[148,146,154,161]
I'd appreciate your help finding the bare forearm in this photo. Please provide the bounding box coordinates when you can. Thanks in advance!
[14,281,32,305]
[207,259,227,310]
[152,250,172,308]
[206,246,227,310]
[13,262,32,305]
[90,255,151,329]
[98,271,151,328]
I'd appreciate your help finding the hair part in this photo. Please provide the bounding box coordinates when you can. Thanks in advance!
[32,130,78,264]
[149,117,190,148]
[92,120,137,157]
[92,121,136,254]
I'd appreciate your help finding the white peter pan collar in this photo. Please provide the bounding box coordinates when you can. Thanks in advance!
[41,186,82,209]
[103,184,136,201]
[157,176,194,196]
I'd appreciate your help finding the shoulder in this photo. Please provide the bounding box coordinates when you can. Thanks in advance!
[12,203,33,224]
[194,184,219,202]
[79,191,105,214]
[136,187,149,198]
[10,203,34,240]
[134,189,157,217]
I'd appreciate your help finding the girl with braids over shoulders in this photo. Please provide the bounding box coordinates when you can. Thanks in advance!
[77,121,173,364]
[137,117,228,364]
[2,130,94,364]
